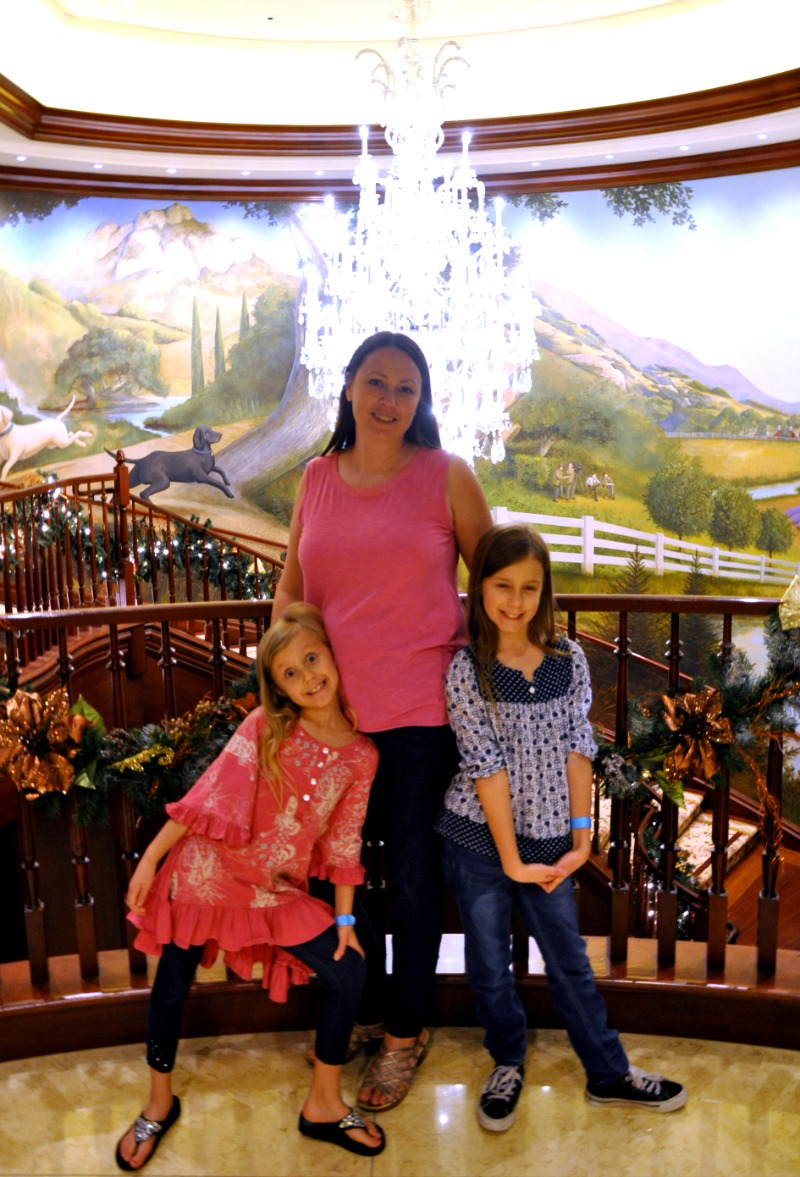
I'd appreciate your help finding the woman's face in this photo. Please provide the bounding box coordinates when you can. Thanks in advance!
[346,347,423,443]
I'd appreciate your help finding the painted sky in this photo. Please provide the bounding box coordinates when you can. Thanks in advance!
[1,165,798,404]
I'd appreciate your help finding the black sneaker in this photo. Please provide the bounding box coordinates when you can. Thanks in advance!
[586,1066,686,1113]
[477,1064,524,1132]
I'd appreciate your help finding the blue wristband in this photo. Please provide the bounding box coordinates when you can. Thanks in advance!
[335,914,356,926]
[570,816,592,830]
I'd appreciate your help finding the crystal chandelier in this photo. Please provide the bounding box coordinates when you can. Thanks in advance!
[299,1,540,464]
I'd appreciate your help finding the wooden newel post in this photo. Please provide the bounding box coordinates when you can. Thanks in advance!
[757,736,782,975]
[17,795,48,986]
[657,795,679,966]
[69,793,98,979]
[609,611,631,961]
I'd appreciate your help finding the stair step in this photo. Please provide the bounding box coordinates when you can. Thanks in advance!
[676,811,760,887]
[593,787,705,852]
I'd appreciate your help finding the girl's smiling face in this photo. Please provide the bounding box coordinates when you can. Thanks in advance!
[345,346,422,441]
[481,556,545,641]
[270,630,339,714]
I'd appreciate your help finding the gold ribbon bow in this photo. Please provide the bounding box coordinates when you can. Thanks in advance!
[661,686,734,783]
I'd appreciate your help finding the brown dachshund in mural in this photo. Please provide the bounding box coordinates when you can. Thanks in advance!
[113,426,234,501]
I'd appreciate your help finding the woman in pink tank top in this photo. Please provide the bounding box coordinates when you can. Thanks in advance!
[274,331,491,1111]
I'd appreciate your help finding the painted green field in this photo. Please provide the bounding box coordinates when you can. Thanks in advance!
[679,438,800,485]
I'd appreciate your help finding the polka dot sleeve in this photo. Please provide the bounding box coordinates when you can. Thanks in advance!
[445,648,507,780]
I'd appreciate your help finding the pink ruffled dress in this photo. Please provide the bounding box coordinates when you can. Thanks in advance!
[130,708,378,1002]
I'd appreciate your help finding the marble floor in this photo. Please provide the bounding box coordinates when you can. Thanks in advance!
[0,1027,798,1177]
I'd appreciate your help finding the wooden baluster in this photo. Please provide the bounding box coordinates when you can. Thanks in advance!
[74,497,88,607]
[116,788,147,974]
[757,736,782,975]
[183,523,193,605]
[100,489,115,605]
[609,610,631,961]
[85,493,100,604]
[114,456,137,606]
[10,502,30,668]
[132,511,144,605]
[69,792,98,979]
[17,796,49,985]
[52,489,70,612]
[707,613,733,971]
[236,551,247,654]
[1,503,13,616]
[147,509,159,604]
[566,609,576,641]
[209,616,227,701]
[160,618,178,717]
[657,612,682,965]
[108,623,128,729]
[166,517,176,604]
[218,539,230,650]
[4,625,20,693]
[63,489,78,608]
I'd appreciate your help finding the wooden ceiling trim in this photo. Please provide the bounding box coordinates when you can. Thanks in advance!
[2,140,797,202]
[1,69,799,158]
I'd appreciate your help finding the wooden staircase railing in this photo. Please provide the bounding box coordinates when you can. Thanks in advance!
[0,595,798,1059]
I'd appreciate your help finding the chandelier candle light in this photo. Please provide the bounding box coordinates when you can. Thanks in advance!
[299,1,540,464]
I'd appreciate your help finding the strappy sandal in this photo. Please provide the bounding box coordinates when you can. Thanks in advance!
[115,1096,181,1171]
[306,1020,384,1067]
[357,1029,431,1112]
[298,1108,386,1157]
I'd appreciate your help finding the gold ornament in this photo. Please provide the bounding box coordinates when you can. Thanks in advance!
[109,745,175,773]
[779,575,800,631]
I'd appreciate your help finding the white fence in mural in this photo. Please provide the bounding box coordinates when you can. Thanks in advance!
[490,507,800,586]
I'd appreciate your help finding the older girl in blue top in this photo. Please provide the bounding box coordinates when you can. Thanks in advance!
[436,524,686,1132]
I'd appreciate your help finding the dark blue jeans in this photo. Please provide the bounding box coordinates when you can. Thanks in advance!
[443,840,629,1086]
[361,724,459,1039]
[146,926,365,1071]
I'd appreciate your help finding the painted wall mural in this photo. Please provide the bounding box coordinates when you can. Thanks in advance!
[0,168,799,598]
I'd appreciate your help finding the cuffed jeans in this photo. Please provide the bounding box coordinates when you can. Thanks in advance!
[146,926,365,1072]
[443,840,629,1086]
[361,724,459,1039]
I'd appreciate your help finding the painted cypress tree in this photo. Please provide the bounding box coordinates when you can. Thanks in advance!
[214,308,226,380]
[239,294,250,340]
[191,297,205,396]
[679,550,720,677]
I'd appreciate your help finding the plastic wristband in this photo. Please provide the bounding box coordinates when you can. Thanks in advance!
[335,914,356,927]
[570,816,592,830]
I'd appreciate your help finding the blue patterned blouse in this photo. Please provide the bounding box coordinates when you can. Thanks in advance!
[435,637,597,865]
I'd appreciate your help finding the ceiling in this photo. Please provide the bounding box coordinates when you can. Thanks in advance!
[0,0,799,192]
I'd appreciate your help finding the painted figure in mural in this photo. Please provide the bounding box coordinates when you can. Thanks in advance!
[603,472,615,499]
[564,462,576,501]
[112,426,234,501]
[115,604,385,1168]
[552,463,563,501]
[437,524,687,1131]
[0,396,93,482]
[586,472,600,500]
[273,330,492,1111]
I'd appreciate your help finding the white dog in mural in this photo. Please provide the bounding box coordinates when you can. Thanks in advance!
[0,397,93,482]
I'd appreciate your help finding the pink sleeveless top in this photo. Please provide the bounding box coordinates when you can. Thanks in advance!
[298,448,465,731]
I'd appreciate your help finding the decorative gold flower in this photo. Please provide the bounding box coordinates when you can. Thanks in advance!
[0,688,88,798]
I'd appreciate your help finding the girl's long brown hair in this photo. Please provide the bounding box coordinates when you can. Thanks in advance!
[466,524,560,702]
[256,603,338,794]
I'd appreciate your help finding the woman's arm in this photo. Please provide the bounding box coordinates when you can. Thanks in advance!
[477,770,566,889]
[271,469,307,623]
[126,818,188,915]
[446,455,493,571]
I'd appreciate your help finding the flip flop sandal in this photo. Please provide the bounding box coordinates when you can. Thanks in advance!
[298,1108,386,1157]
[305,1020,385,1066]
[115,1096,181,1172]
[357,1029,431,1112]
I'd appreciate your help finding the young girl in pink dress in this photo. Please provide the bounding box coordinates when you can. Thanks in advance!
[115,603,384,1170]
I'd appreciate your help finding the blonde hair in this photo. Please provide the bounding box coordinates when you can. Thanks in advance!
[256,603,338,792]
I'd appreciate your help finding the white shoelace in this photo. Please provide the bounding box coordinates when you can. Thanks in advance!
[627,1065,665,1094]
[484,1066,523,1099]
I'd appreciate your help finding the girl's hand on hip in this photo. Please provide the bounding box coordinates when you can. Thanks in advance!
[333,926,364,960]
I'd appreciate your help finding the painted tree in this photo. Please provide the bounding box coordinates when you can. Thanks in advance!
[214,309,226,380]
[680,550,721,677]
[644,456,715,540]
[708,485,760,551]
[239,295,250,340]
[756,507,794,559]
[191,297,204,397]
[54,327,167,406]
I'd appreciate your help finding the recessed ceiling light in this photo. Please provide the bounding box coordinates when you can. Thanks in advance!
[531,161,541,168]
[756,133,767,140]
[679,145,690,152]
[604,154,614,160]
[315,170,324,176]
[93,163,103,170]
[241,170,251,176]
[167,167,177,174]
[16,154,27,162]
